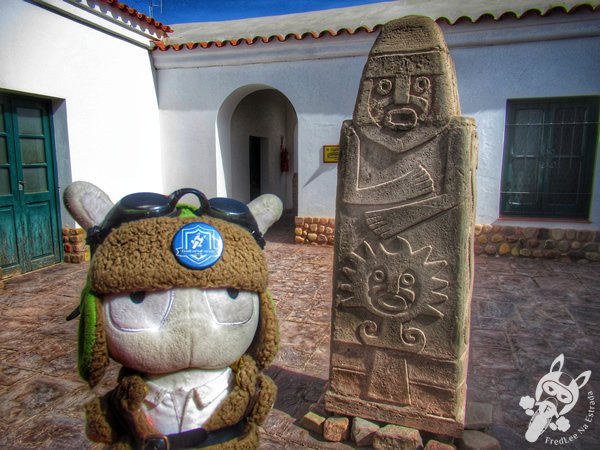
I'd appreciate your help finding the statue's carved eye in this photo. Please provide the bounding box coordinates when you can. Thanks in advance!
[414,76,430,93]
[226,288,240,299]
[376,78,393,95]
[373,269,386,282]
[105,290,173,332]
[400,272,416,287]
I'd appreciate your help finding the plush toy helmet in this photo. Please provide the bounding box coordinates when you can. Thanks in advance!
[64,182,281,387]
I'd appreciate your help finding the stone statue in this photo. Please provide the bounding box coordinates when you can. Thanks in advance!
[325,16,477,437]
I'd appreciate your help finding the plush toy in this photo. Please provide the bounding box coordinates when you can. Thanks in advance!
[64,182,282,450]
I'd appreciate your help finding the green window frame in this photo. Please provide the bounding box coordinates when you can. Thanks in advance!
[500,96,599,219]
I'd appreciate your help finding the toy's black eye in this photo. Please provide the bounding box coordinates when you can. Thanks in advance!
[226,288,240,299]
[106,290,173,332]
[130,292,146,303]
[206,289,258,325]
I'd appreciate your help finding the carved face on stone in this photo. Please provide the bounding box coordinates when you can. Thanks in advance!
[364,55,433,132]
[367,264,418,314]
[338,237,448,323]
[352,18,459,152]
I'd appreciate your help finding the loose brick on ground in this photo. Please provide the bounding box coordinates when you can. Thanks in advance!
[373,424,422,450]
[323,416,350,442]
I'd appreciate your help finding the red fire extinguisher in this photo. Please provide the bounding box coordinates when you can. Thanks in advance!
[280,136,289,173]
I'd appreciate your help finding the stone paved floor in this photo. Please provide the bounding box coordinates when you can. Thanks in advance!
[0,215,598,449]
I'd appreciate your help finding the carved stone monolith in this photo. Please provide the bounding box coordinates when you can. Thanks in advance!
[324,16,477,437]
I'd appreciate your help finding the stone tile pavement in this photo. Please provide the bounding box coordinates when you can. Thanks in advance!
[0,215,598,449]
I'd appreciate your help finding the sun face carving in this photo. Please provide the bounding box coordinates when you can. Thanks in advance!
[337,237,448,323]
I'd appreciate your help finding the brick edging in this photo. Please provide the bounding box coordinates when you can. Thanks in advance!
[62,228,89,263]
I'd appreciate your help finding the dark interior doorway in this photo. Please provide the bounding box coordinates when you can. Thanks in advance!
[249,136,263,200]
[227,89,296,208]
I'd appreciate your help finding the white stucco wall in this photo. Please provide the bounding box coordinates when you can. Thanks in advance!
[155,11,600,228]
[0,0,163,226]
[446,16,600,229]
[156,35,368,216]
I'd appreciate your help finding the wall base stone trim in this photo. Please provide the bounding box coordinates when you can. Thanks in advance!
[62,227,90,263]
[294,216,335,245]
[294,220,599,262]
[474,224,599,263]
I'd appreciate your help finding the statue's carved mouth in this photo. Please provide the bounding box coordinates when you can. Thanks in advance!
[384,108,418,131]
[370,286,415,315]
[377,293,409,313]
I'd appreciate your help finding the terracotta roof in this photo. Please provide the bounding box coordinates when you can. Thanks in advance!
[101,0,173,33]
[154,0,599,51]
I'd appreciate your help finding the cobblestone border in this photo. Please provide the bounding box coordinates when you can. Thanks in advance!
[294,218,599,263]
[294,216,335,245]
[475,224,599,263]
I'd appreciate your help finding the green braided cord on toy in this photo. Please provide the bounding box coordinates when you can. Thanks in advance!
[176,204,199,218]
[78,278,98,382]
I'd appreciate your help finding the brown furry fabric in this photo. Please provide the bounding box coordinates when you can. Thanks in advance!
[91,216,268,295]
[112,374,157,441]
[248,292,279,370]
[248,374,277,426]
[85,397,118,444]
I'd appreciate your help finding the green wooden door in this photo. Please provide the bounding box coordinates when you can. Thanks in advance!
[0,94,61,276]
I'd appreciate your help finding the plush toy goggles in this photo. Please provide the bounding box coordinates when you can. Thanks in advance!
[86,188,265,254]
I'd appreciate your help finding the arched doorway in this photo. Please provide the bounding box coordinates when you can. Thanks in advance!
[216,87,297,212]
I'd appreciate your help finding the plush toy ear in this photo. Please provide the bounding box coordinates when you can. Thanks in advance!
[247,194,283,235]
[64,181,114,229]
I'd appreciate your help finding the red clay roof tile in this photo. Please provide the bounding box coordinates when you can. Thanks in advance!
[101,0,173,33]
[153,2,598,51]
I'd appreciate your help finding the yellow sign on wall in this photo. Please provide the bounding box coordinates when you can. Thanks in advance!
[323,145,339,163]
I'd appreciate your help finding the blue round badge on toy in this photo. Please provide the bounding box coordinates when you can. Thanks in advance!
[172,222,224,269]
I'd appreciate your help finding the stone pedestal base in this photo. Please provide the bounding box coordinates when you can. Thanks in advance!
[325,391,464,438]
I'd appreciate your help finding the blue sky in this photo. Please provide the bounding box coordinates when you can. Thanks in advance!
[125,0,393,24]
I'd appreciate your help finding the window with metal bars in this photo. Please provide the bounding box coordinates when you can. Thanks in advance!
[500,97,599,219]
